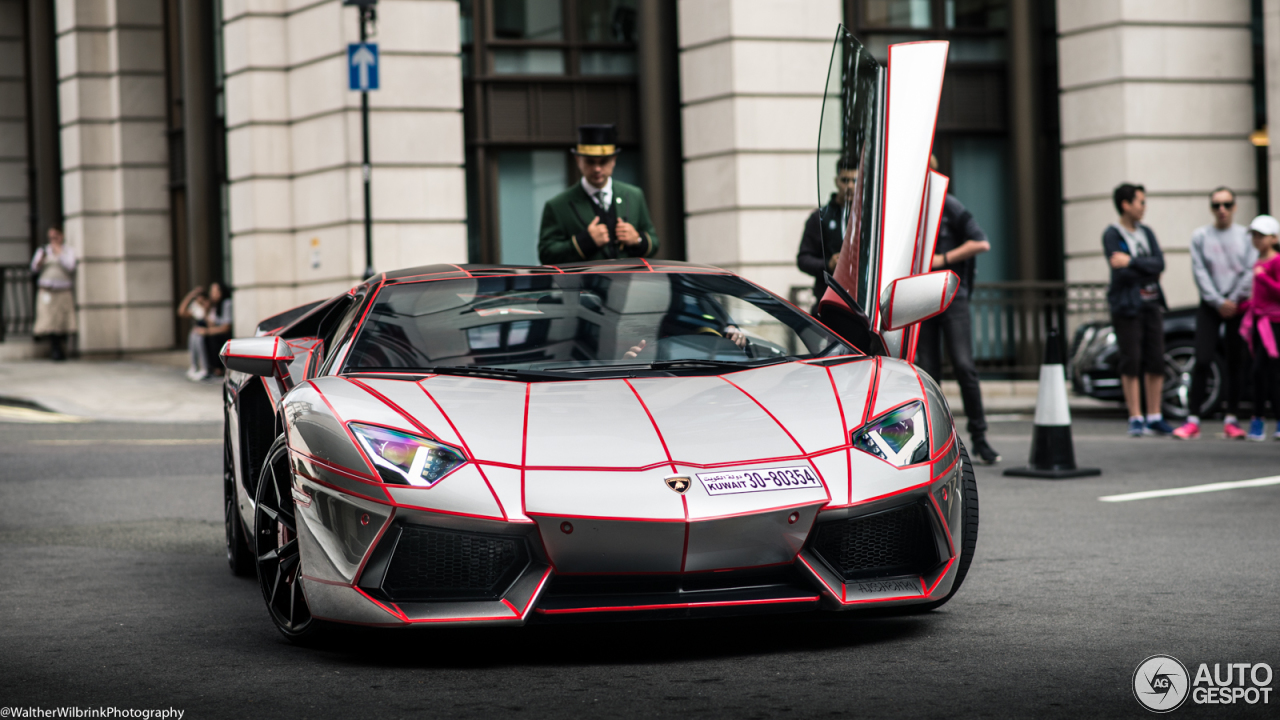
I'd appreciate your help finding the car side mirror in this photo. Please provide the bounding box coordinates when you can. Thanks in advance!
[879,270,959,331]
[220,337,296,379]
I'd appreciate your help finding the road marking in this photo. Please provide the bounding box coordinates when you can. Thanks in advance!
[27,438,220,445]
[0,405,87,423]
[1099,475,1280,502]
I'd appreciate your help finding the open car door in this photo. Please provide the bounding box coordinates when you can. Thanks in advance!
[816,27,958,363]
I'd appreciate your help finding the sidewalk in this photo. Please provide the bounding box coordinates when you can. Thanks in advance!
[0,352,222,423]
[941,379,1120,419]
[0,351,1120,424]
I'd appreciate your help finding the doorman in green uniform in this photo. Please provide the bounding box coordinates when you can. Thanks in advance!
[538,124,659,265]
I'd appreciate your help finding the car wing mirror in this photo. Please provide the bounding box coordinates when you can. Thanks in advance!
[220,337,296,384]
[879,270,959,331]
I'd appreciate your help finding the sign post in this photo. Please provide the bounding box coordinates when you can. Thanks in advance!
[345,0,378,279]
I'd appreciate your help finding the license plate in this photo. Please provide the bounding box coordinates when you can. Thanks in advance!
[696,465,822,497]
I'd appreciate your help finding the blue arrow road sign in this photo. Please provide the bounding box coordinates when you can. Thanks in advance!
[348,43,379,91]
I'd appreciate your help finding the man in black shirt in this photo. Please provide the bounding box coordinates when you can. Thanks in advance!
[916,158,1000,464]
[797,165,857,314]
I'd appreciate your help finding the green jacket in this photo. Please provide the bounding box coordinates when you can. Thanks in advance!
[538,181,659,264]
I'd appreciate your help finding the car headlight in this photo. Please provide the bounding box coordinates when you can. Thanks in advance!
[852,401,929,467]
[349,423,466,486]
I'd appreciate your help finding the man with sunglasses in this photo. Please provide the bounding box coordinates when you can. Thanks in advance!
[1173,187,1256,439]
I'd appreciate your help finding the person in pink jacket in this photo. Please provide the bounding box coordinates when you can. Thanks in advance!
[1240,214,1280,440]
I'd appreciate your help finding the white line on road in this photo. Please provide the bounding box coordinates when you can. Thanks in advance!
[1099,475,1280,502]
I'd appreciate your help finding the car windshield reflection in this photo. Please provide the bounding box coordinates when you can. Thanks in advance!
[344,272,856,375]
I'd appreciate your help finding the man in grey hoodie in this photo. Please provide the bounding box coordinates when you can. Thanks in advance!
[1172,187,1256,439]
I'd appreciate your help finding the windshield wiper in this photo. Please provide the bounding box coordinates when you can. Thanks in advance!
[421,365,579,382]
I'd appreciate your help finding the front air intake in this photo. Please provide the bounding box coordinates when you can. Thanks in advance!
[810,502,939,581]
[376,525,530,602]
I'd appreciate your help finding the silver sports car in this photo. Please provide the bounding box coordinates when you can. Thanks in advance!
[220,29,978,641]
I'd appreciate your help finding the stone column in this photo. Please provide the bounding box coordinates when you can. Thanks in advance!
[222,0,466,337]
[1058,0,1256,309]
[677,0,841,297]
[0,0,29,264]
[56,0,174,351]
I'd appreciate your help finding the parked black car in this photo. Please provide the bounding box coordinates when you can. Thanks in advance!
[1070,306,1229,419]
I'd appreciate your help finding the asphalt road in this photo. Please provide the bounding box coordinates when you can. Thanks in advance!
[1,415,1277,719]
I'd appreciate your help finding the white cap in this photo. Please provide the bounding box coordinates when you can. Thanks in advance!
[1250,214,1280,236]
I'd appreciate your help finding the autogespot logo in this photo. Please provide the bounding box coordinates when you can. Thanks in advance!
[1133,655,1190,713]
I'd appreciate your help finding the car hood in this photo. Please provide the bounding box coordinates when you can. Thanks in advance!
[286,359,936,526]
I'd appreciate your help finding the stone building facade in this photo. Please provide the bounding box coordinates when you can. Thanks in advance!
[1058,0,1261,309]
[0,0,1276,350]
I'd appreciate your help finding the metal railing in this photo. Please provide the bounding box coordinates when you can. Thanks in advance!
[968,281,1109,378]
[1,265,35,342]
[789,280,1110,379]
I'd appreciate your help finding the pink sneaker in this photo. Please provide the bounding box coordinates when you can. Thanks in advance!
[1223,422,1247,440]
[1172,422,1200,440]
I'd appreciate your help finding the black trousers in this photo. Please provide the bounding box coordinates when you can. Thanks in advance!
[1250,326,1280,420]
[916,293,988,438]
[205,332,232,373]
[1190,302,1245,417]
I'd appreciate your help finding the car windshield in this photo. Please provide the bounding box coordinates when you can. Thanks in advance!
[343,272,856,374]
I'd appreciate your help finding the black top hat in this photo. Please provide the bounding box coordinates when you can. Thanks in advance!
[572,124,619,157]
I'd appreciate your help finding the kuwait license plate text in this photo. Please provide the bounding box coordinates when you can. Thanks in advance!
[696,466,822,496]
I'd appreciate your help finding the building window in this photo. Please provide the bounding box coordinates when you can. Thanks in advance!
[497,149,566,265]
[846,0,1013,282]
[462,0,641,264]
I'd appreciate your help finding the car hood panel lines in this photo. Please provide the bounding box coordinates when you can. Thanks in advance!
[297,361,922,526]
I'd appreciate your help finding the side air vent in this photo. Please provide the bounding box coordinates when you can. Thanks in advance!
[810,502,939,581]
[376,525,530,602]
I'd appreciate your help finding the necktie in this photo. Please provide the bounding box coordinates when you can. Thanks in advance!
[594,191,605,207]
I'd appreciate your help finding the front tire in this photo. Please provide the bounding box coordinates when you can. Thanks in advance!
[1162,340,1220,419]
[909,439,979,612]
[254,435,325,643]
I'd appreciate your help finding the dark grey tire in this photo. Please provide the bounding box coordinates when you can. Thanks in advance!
[1162,340,1220,419]
[224,418,254,577]
[908,439,979,612]
[254,435,327,644]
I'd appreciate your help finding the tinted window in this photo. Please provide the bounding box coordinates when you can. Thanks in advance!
[345,273,854,373]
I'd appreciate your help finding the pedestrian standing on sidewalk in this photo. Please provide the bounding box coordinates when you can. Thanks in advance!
[29,227,77,361]
[916,156,1000,464]
[177,286,211,381]
[1103,183,1173,437]
[797,162,857,315]
[1239,215,1280,441]
[201,282,233,377]
[1174,187,1255,440]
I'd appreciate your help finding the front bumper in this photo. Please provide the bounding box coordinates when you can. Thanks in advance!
[293,450,965,627]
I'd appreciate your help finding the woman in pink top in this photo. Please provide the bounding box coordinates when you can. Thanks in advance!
[1240,214,1280,439]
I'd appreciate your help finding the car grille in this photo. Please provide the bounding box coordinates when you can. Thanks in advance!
[381,525,530,601]
[810,502,938,581]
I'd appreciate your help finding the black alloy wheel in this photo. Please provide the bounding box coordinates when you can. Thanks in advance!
[1161,341,1220,419]
[906,439,979,612]
[225,417,254,576]
[254,435,323,642]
